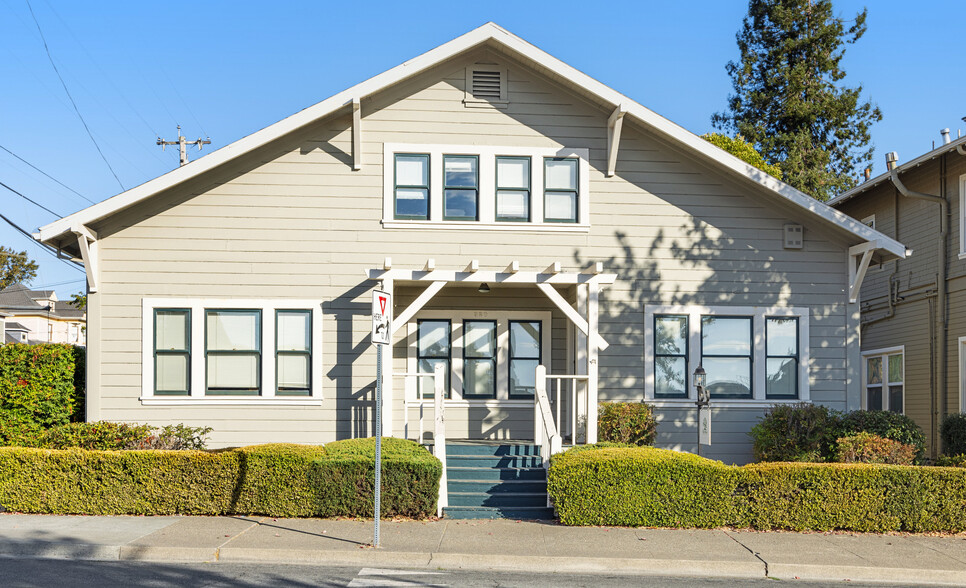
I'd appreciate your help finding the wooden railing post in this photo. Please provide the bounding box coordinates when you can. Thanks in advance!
[433,362,447,516]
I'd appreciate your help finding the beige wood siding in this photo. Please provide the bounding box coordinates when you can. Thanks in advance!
[86,49,855,463]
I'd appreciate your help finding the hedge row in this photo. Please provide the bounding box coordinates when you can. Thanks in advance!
[0,437,440,518]
[548,446,966,532]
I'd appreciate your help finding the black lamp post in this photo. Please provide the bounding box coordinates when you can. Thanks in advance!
[693,365,708,455]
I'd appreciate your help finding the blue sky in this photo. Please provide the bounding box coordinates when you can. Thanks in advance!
[2,1,964,298]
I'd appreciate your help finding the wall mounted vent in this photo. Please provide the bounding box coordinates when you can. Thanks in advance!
[783,223,804,249]
[464,65,508,108]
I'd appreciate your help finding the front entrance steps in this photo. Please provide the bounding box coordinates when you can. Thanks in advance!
[442,440,554,520]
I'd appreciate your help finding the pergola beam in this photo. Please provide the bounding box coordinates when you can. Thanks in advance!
[392,280,447,335]
[535,283,608,351]
[367,268,615,285]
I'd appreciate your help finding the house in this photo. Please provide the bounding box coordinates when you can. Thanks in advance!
[34,23,903,466]
[829,134,966,457]
[0,284,86,345]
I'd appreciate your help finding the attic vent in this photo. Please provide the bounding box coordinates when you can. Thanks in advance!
[472,70,502,99]
[783,223,804,249]
[464,64,508,108]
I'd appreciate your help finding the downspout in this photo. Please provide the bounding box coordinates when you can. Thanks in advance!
[888,155,947,459]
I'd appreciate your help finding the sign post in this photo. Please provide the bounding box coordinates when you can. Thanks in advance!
[371,290,391,548]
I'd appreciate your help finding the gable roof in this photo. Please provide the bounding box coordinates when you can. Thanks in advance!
[36,23,907,260]
[828,134,966,208]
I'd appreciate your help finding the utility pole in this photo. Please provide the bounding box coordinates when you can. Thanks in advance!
[157,125,210,166]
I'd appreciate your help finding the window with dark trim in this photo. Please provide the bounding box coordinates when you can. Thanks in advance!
[544,158,578,223]
[463,320,496,398]
[205,309,261,396]
[765,317,798,399]
[443,155,479,221]
[509,320,541,398]
[654,314,688,398]
[496,156,530,222]
[276,310,311,396]
[700,316,752,399]
[418,319,451,398]
[394,153,430,220]
[865,351,903,413]
[154,308,190,396]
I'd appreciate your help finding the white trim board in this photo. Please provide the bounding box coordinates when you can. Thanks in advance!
[36,23,905,260]
[140,298,324,405]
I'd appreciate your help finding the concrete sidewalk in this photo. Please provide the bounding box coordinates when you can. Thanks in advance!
[2,514,966,585]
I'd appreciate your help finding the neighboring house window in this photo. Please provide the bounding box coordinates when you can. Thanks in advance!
[276,310,311,396]
[154,309,190,396]
[69,323,79,343]
[394,154,430,220]
[654,315,688,398]
[382,144,589,229]
[863,347,903,413]
[417,319,451,399]
[205,309,261,396]
[496,156,530,222]
[443,155,479,221]
[141,299,322,404]
[644,305,810,403]
[508,320,541,398]
[463,320,496,398]
[544,158,579,223]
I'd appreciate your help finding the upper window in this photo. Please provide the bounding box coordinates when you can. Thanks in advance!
[863,348,903,413]
[544,158,579,223]
[141,299,322,404]
[394,154,430,220]
[443,156,479,221]
[383,144,589,230]
[645,305,809,403]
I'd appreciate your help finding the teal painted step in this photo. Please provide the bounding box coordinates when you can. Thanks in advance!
[446,454,544,468]
[448,491,547,508]
[443,506,555,520]
[444,442,541,456]
[448,479,548,494]
[446,466,545,481]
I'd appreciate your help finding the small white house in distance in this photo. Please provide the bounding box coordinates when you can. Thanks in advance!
[35,23,904,465]
[0,284,86,345]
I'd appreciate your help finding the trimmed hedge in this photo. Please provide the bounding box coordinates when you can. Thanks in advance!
[834,432,916,465]
[0,344,82,438]
[548,446,966,532]
[0,438,440,518]
[598,402,656,446]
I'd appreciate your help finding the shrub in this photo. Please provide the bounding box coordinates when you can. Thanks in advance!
[834,410,926,462]
[0,438,441,518]
[835,432,916,465]
[548,445,966,532]
[941,413,966,457]
[598,402,657,446]
[750,402,836,462]
[134,424,212,450]
[936,454,966,468]
[41,422,154,450]
[0,344,79,443]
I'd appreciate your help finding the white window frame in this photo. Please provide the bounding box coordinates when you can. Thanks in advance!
[643,305,810,407]
[140,298,323,405]
[406,310,552,407]
[861,346,905,413]
[383,143,590,232]
[959,336,966,413]
[959,174,966,260]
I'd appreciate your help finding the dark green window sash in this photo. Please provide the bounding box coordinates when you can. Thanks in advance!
[495,156,531,222]
[700,315,753,399]
[543,157,579,223]
[462,320,497,399]
[154,308,190,396]
[205,309,262,396]
[443,154,479,221]
[653,314,688,399]
[508,320,542,399]
[417,319,451,399]
[394,153,430,220]
[276,309,312,397]
[765,316,799,400]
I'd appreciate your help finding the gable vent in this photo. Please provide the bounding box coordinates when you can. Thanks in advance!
[464,64,508,108]
[471,70,503,99]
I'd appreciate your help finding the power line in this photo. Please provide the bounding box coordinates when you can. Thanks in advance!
[0,210,84,271]
[0,143,94,204]
[0,179,63,217]
[25,0,125,191]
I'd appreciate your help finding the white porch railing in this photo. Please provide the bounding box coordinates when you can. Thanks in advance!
[394,362,447,517]
[534,366,563,466]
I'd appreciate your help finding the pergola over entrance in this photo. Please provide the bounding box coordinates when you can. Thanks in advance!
[365,258,617,443]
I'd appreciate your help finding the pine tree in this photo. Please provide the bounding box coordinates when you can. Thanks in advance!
[0,246,38,290]
[712,0,882,201]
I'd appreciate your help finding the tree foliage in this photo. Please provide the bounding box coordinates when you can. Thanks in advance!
[70,292,87,311]
[712,0,882,201]
[0,246,38,290]
[701,133,783,179]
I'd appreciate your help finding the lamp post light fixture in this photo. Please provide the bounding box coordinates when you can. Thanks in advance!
[693,365,710,456]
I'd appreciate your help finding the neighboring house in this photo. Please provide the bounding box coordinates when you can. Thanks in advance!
[34,24,903,464]
[0,283,86,345]
[829,134,966,456]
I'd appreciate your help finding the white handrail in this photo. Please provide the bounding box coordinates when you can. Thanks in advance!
[392,365,447,517]
[544,373,589,444]
[534,365,562,469]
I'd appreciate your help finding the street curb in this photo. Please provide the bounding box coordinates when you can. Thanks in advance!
[768,563,966,586]
[119,545,219,563]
